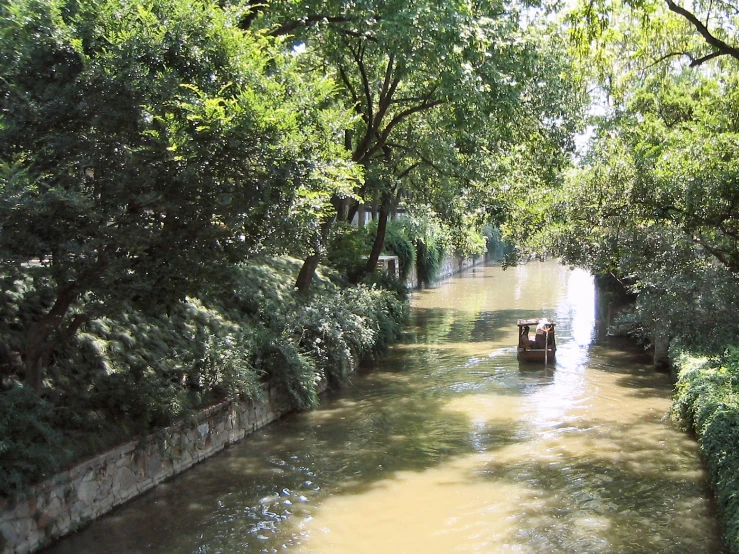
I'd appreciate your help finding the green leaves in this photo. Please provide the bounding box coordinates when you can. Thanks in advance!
[0,0,364,389]
[536,0,739,349]
[0,0,357,311]
[0,257,408,495]
[0,384,72,497]
[672,350,739,554]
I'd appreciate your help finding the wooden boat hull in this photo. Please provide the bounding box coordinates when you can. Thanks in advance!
[517,347,556,362]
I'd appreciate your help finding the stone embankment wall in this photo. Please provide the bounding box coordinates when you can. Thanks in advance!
[0,382,295,554]
[436,255,481,281]
[405,254,483,289]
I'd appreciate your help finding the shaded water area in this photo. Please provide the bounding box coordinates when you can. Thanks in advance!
[44,261,724,553]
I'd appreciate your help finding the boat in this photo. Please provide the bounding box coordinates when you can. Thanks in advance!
[517,318,556,363]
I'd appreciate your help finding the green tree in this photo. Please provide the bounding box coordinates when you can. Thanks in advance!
[243,0,582,291]
[538,66,739,348]
[0,0,356,390]
[571,0,739,60]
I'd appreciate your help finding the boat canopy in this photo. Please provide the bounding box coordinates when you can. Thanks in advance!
[517,318,555,327]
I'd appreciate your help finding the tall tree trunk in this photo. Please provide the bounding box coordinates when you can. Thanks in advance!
[23,283,78,392]
[357,202,365,229]
[390,187,402,221]
[336,197,348,222]
[363,199,390,277]
[346,199,359,225]
[297,129,359,295]
[295,252,323,296]
[295,199,339,296]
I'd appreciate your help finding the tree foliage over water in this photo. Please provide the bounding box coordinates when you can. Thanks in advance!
[521,0,739,353]
[0,0,583,392]
[241,0,586,290]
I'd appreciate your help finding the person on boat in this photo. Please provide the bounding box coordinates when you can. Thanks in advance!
[519,325,531,350]
[534,319,551,349]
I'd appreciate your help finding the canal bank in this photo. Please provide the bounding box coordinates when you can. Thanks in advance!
[0,254,486,554]
[0,383,298,554]
[36,260,724,554]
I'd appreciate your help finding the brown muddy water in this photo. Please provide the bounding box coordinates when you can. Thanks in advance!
[43,260,724,554]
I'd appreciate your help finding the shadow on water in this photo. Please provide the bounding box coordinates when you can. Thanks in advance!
[588,341,652,368]
[585,341,676,399]
[42,354,528,553]
[408,307,557,345]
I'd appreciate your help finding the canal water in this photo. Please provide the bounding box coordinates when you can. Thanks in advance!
[43,260,724,553]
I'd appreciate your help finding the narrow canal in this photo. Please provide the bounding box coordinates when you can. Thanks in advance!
[44,260,724,553]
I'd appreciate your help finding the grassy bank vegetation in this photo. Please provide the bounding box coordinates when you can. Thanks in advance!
[0,258,406,497]
[672,350,739,552]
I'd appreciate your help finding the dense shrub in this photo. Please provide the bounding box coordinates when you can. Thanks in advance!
[325,221,415,286]
[0,385,72,498]
[482,225,514,262]
[325,223,373,283]
[383,224,415,282]
[416,238,445,287]
[0,257,407,496]
[673,349,739,554]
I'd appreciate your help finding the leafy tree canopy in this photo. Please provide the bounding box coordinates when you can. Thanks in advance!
[532,0,739,348]
[0,0,359,388]
[241,0,586,284]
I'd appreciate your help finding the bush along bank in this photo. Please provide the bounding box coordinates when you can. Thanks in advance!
[672,348,739,554]
[0,257,407,500]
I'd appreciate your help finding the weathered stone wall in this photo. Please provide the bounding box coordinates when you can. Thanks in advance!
[406,254,482,290]
[0,382,296,554]
[436,255,481,281]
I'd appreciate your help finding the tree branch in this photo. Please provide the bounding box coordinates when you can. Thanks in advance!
[642,51,693,71]
[665,0,739,63]
[237,1,268,31]
[397,162,423,179]
[379,55,395,110]
[337,64,360,113]
[371,59,400,140]
[692,233,739,272]
[338,29,378,42]
[384,142,458,177]
[352,44,376,162]
[268,14,352,37]
[365,99,445,160]
[63,313,89,341]
[689,50,724,66]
